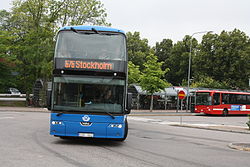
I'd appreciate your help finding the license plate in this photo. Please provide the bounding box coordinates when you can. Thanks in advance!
[78,133,94,137]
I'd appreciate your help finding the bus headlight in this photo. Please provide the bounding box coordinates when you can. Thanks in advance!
[52,121,63,125]
[109,124,123,128]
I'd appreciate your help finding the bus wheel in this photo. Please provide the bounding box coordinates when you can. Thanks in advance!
[222,109,228,117]
[59,136,72,140]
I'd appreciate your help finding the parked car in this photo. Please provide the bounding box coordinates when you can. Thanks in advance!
[8,88,21,95]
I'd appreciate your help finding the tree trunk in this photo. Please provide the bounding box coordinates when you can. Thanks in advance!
[150,94,154,112]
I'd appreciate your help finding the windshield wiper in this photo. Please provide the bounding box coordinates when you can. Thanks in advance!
[70,27,78,33]
[70,27,100,35]
[56,112,63,116]
[105,111,115,119]
[89,108,115,119]
[91,27,99,34]
[70,27,119,36]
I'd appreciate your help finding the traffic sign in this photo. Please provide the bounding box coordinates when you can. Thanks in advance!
[178,90,186,100]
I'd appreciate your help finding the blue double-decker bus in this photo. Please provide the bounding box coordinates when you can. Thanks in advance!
[47,25,131,141]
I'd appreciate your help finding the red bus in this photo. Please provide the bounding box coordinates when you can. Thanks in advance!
[195,90,250,116]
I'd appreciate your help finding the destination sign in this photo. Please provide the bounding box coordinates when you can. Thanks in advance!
[64,60,113,70]
[55,58,126,73]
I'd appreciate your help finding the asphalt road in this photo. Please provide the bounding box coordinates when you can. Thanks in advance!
[0,111,250,167]
[133,114,249,127]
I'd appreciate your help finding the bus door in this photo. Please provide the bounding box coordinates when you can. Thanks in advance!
[212,93,221,114]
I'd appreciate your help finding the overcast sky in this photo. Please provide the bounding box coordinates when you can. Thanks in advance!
[1,0,250,46]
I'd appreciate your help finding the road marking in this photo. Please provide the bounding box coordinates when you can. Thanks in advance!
[0,112,20,114]
[128,116,247,129]
[128,117,178,125]
[0,117,14,120]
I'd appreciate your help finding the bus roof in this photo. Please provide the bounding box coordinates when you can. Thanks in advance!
[196,90,250,95]
[59,25,125,34]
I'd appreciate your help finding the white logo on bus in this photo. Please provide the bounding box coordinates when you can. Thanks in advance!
[82,115,90,122]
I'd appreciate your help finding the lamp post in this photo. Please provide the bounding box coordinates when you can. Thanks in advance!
[186,31,213,112]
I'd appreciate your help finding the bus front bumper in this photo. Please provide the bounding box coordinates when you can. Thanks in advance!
[50,120,125,139]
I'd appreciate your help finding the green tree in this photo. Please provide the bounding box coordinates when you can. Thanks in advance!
[0,10,11,30]
[7,0,55,93]
[128,61,141,85]
[0,9,17,92]
[50,0,110,27]
[154,38,173,70]
[140,53,170,112]
[0,0,109,93]
[191,76,229,89]
[193,29,250,89]
[0,30,17,92]
[126,32,151,70]
[166,35,198,86]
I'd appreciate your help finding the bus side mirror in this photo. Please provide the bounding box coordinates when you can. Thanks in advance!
[47,90,52,110]
[126,93,132,114]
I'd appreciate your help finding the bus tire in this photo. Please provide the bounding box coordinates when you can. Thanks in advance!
[59,136,73,140]
[116,120,128,141]
[223,109,228,117]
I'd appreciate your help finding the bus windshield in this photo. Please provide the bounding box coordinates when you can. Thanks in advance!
[52,76,125,113]
[55,31,126,61]
[196,92,212,105]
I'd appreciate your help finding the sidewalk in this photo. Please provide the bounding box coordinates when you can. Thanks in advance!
[228,143,250,151]
[172,122,250,134]
[0,106,49,112]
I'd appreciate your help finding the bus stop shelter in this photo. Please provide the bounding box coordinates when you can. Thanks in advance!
[128,85,192,110]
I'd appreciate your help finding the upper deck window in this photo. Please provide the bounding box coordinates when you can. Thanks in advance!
[55,31,126,61]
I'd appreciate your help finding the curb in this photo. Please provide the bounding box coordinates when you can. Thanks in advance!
[128,116,250,134]
[228,143,250,151]
[171,124,250,134]
[0,108,50,113]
